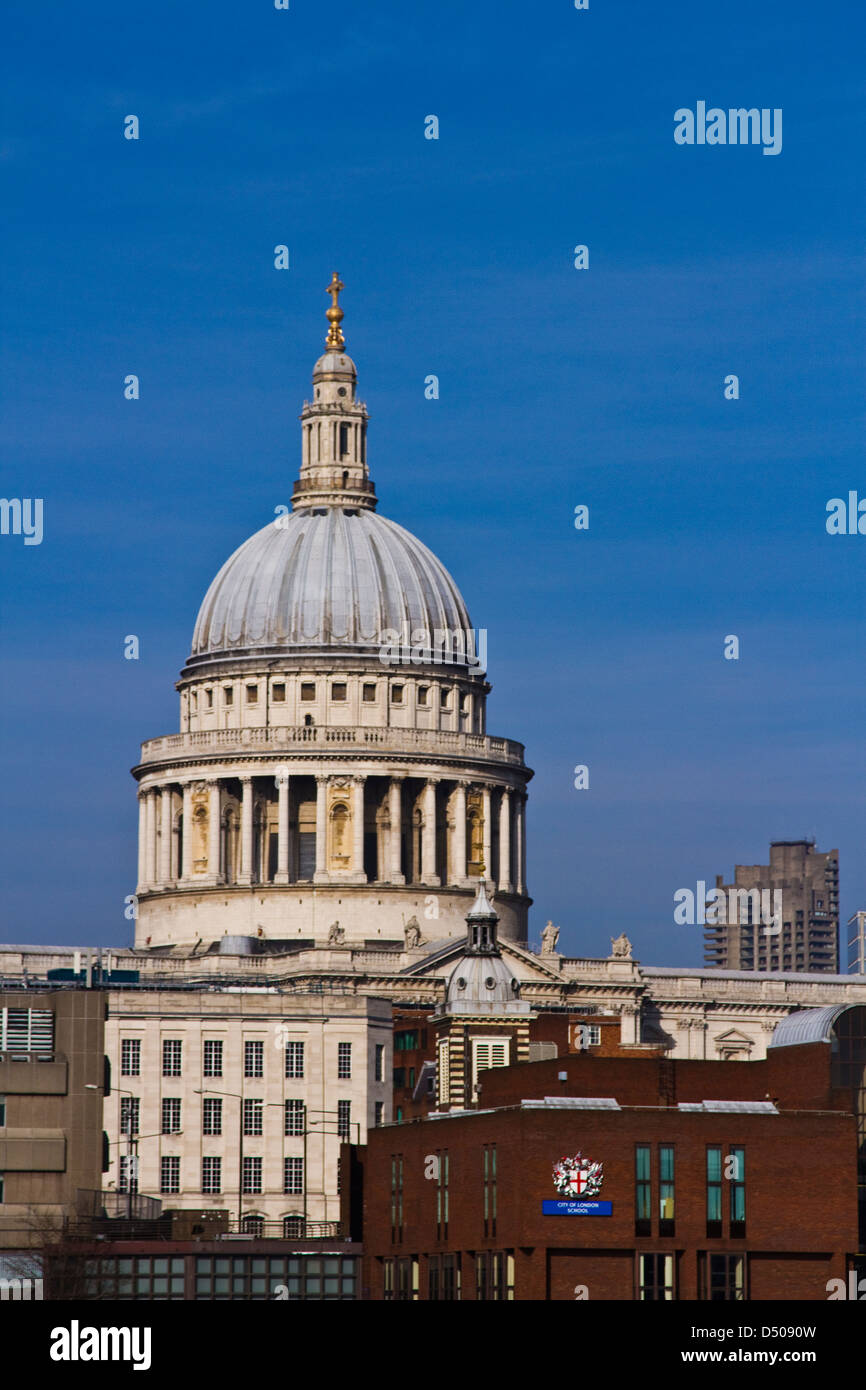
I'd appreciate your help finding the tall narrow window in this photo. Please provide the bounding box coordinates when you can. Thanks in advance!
[375,1044,385,1082]
[437,1039,450,1106]
[243,1098,263,1136]
[729,1147,746,1237]
[202,1156,221,1195]
[436,1151,449,1241]
[702,1253,746,1301]
[337,1042,352,1079]
[338,1100,351,1141]
[202,1097,222,1136]
[390,1155,403,1243]
[244,1040,264,1079]
[161,1098,181,1135]
[120,1096,140,1137]
[203,1040,223,1078]
[162,1040,182,1077]
[284,1099,305,1137]
[242,1157,262,1194]
[120,1039,141,1077]
[160,1156,180,1195]
[659,1145,675,1234]
[285,1041,304,1079]
[706,1147,723,1237]
[284,1157,304,1195]
[482,1145,497,1238]
[635,1145,651,1235]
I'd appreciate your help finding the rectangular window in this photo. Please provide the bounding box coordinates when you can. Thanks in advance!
[203,1040,223,1078]
[635,1145,651,1234]
[390,1155,403,1244]
[702,1253,746,1301]
[119,1155,138,1195]
[245,684,258,704]
[337,1042,352,1079]
[285,1041,305,1079]
[337,1100,351,1141]
[362,683,377,702]
[161,1097,182,1135]
[440,1253,460,1301]
[243,1098,263,1137]
[223,686,234,706]
[242,1157,262,1195]
[162,1039,182,1077]
[300,683,316,701]
[285,1099,305,1137]
[202,1097,222,1136]
[729,1147,746,1236]
[205,689,213,708]
[440,688,450,709]
[638,1253,675,1301]
[395,1030,419,1052]
[284,1157,304,1195]
[471,1038,509,1097]
[244,1040,264,1078]
[120,1096,140,1137]
[391,684,403,704]
[375,1043,385,1082]
[417,686,429,706]
[659,1145,675,1234]
[0,1097,5,1127]
[120,1039,141,1077]
[202,1156,221,1195]
[706,1147,722,1236]
[271,682,286,702]
[331,683,347,701]
[436,1151,449,1241]
[374,1101,384,1127]
[160,1156,180,1195]
[476,1251,513,1301]
[482,1144,497,1238]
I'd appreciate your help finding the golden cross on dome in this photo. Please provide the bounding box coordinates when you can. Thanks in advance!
[325,271,346,350]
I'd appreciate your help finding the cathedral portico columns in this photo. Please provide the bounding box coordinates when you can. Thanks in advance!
[421,779,440,886]
[238,776,254,886]
[351,777,366,879]
[388,777,405,884]
[314,775,329,882]
[143,788,158,889]
[498,790,512,893]
[452,780,468,885]
[481,786,492,880]
[515,794,526,895]
[137,791,149,890]
[158,786,173,887]
[207,779,222,883]
[275,769,291,884]
[180,783,194,883]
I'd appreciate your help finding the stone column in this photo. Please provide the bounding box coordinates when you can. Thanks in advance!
[207,779,221,882]
[137,792,148,890]
[238,776,254,886]
[515,794,525,895]
[158,786,172,887]
[421,779,440,886]
[144,789,157,888]
[481,786,492,880]
[275,770,290,884]
[388,777,405,884]
[314,775,328,882]
[498,790,512,893]
[452,781,467,884]
[351,777,366,879]
[180,784,193,883]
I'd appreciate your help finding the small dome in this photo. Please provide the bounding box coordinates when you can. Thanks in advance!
[446,952,518,1007]
[313,351,356,380]
[187,505,474,672]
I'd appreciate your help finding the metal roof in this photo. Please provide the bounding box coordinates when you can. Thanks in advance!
[522,1097,621,1110]
[677,1100,778,1114]
[768,1005,849,1049]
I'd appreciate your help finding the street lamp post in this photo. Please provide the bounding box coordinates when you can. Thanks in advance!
[195,1088,244,1232]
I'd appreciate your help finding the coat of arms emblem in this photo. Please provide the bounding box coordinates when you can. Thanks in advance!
[553,1153,604,1198]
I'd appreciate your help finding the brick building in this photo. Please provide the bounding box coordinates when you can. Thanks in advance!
[348,1008,864,1301]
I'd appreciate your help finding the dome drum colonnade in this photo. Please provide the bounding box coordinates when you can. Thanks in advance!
[132,275,531,947]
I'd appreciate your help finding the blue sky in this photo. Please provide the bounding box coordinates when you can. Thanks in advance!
[1,0,864,964]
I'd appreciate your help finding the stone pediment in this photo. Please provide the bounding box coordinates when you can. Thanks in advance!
[400,937,566,985]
